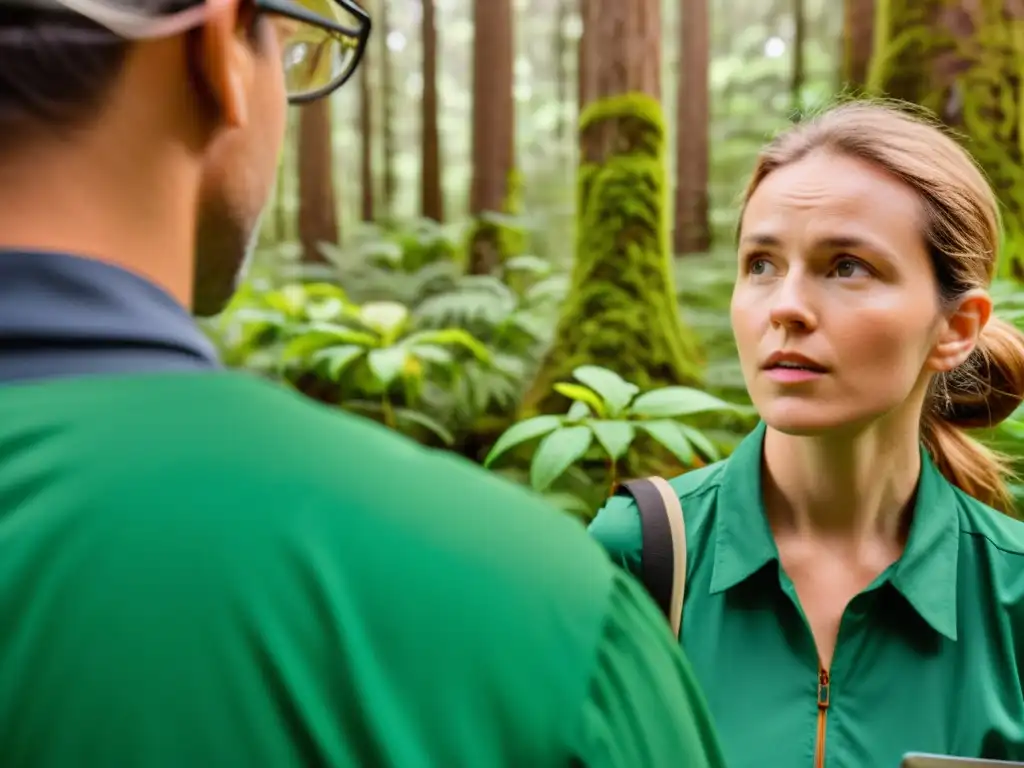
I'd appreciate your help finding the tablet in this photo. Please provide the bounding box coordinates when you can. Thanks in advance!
[902,753,1024,768]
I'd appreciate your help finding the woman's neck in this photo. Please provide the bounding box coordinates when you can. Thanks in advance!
[762,418,921,545]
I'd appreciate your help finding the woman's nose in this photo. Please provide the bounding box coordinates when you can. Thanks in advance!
[768,276,819,332]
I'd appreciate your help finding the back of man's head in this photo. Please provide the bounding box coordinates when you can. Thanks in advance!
[0,0,367,315]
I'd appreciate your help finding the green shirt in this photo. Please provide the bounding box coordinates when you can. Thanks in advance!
[0,371,726,768]
[590,422,1024,768]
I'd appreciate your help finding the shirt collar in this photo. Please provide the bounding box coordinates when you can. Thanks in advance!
[0,250,220,382]
[709,421,960,641]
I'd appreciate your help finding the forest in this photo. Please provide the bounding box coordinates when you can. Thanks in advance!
[201,0,1024,519]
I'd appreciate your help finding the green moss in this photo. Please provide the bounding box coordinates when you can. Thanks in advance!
[868,0,1024,279]
[466,168,527,274]
[523,92,703,415]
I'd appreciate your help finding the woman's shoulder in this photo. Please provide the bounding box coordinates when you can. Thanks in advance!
[587,458,729,568]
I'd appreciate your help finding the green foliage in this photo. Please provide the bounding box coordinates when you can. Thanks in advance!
[486,365,755,517]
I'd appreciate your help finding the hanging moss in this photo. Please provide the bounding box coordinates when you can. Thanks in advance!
[868,0,1024,279]
[523,93,703,415]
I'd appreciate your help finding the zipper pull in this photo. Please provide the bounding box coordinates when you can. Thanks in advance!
[818,668,830,709]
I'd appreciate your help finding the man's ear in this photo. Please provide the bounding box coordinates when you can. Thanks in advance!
[927,289,993,373]
[197,0,258,129]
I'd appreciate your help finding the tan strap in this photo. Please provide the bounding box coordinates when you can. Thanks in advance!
[648,477,686,637]
[616,476,687,639]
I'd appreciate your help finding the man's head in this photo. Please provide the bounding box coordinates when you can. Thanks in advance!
[0,0,368,315]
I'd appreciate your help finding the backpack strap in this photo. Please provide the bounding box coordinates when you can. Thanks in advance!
[615,477,687,639]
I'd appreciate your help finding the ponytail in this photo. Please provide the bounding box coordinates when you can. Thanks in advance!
[921,318,1024,513]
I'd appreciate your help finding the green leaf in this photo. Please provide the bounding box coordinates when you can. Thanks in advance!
[311,344,365,379]
[409,344,453,364]
[572,366,640,415]
[282,327,377,360]
[640,420,695,465]
[484,415,564,467]
[367,347,409,386]
[566,400,591,421]
[530,426,594,492]
[589,420,636,461]
[678,423,721,462]
[359,302,410,337]
[553,382,607,417]
[392,408,455,445]
[403,328,492,362]
[631,387,737,418]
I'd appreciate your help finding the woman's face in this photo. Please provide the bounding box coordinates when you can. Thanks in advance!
[731,150,946,435]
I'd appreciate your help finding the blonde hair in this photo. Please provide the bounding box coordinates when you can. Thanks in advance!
[740,100,1024,512]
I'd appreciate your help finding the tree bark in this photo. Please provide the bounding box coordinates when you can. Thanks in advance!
[672,0,712,255]
[421,0,444,222]
[297,100,339,263]
[468,0,515,274]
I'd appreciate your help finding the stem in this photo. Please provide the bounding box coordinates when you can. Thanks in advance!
[382,395,396,429]
[607,457,619,495]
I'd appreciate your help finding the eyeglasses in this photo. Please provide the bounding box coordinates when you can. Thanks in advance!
[8,0,371,104]
[257,0,371,103]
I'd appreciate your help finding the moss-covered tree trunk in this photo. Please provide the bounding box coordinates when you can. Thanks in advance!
[867,0,1024,278]
[523,0,703,415]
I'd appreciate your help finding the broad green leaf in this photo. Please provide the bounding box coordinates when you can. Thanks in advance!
[572,366,640,415]
[305,297,348,322]
[589,420,636,461]
[566,400,591,421]
[631,386,737,418]
[403,328,491,362]
[504,254,552,275]
[410,344,453,364]
[311,344,365,379]
[368,347,409,386]
[484,415,564,467]
[678,423,721,462]
[553,382,606,416]
[393,408,455,446]
[530,426,594,492]
[640,420,695,465]
[282,328,377,360]
[359,302,410,337]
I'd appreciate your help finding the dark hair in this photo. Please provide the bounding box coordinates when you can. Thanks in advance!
[0,0,213,142]
[741,100,1024,512]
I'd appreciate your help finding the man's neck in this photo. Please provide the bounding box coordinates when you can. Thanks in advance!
[0,133,199,309]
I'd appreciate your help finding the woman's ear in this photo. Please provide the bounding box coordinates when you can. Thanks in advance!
[927,289,993,373]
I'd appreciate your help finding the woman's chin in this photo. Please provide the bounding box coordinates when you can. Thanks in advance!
[757,402,865,437]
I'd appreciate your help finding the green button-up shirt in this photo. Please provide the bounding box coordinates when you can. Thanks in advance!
[589,422,1024,767]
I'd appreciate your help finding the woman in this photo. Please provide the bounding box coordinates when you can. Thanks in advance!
[589,100,1024,768]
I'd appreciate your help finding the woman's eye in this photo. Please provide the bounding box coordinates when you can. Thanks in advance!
[832,257,869,278]
[748,257,772,275]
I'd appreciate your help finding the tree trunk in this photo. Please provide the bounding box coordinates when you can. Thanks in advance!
[791,0,806,115]
[379,0,396,222]
[359,40,374,222]
[867,0,1024,279]
[672,0,711,255]
[524,0,703,416]
[297,100,339,264]
[467,0,515,275]
[421,0,444,222]
[842,0,875,89]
